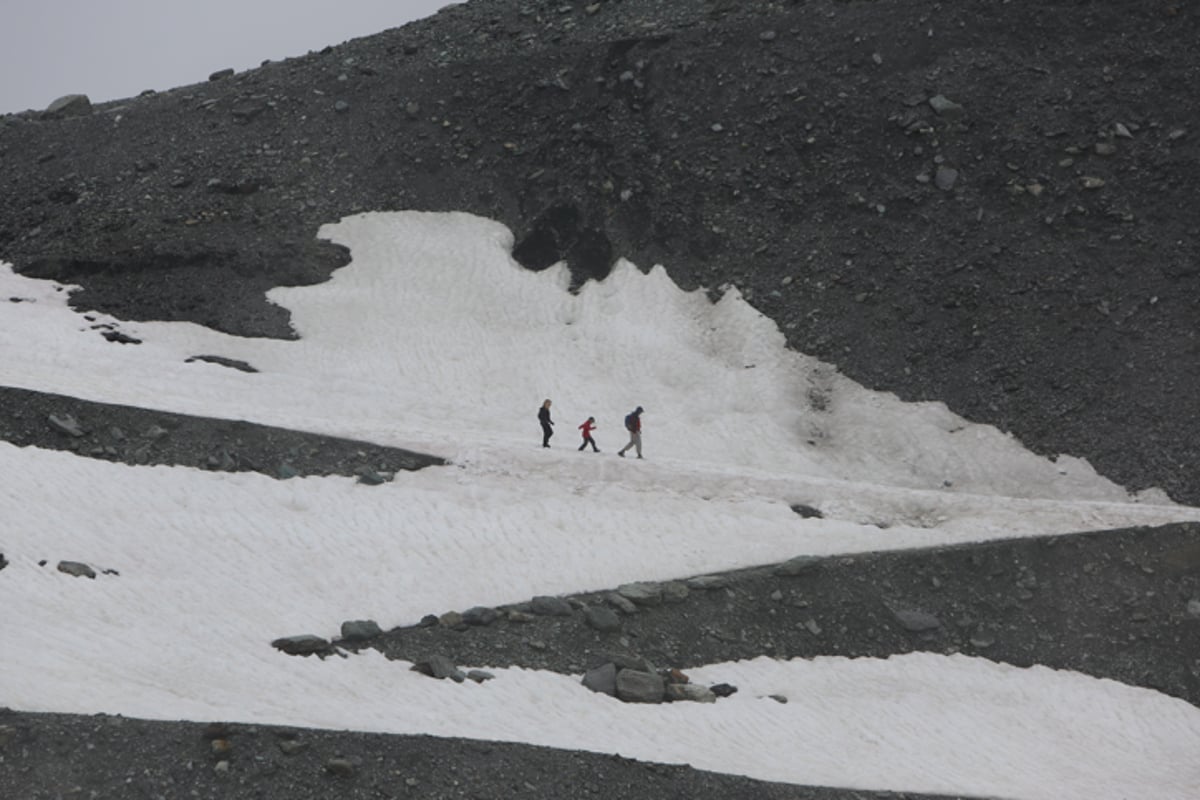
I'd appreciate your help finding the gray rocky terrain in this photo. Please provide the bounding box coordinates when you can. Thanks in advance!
[1,1,1198,797]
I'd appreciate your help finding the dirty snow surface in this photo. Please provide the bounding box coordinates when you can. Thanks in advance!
[2,211,1199,800]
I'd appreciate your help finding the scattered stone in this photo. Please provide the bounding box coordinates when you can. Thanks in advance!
[584,605,622,632]
[340,619,382,642]
[209,68,235,81]
[411,655,466,682]
[185,355,258,373]
[439,610,464,628]
[892,608,941,632]
[582,662,618,696]
[1082,176,1106,190]
[0,552,7,571]
[356,469,387,485]
[230,102,268,122]
[928,94,964,117]
[43,94,93,119]
[48,413,85,437]
[1187,599,1200,618]
[1168,128,1187,141]
[530,595,574,616]
[214,760,230,774]
[467,669,494,683]
[759,31,778,42]
[463,606,499,626]
[1113,122,1133,139]
[710,683,738,698]
[334,101,351,114]
[616,581,663,606]
[271,634,331,656]
[615,669,664,703]
[774,555,820,577]
[1094,141,1118,156]
[206,177,259,195]
[210,738,232,756]
[506,609,536,623]
[661,581,690,603]
[935,165,959,190]
[790,504,823,519]
[605,591,638,614]
[278,738,306,755]
[324,758,355,777]
[57,561,95,579]
[768,694,788,704]
[685,574,729,591]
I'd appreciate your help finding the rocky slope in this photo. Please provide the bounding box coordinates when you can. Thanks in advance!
[1,1,1199,798]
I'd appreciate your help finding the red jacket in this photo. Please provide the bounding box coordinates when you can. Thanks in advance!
[579,419,596,438]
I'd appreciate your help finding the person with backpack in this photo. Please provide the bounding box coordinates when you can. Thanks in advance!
[578,416,599,452]
[538,399,554,448]
[617,406,643,459]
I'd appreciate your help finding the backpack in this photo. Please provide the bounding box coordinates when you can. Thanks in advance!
[624,413,636,431]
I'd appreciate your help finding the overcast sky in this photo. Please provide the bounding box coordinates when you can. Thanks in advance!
[0,0,459,114]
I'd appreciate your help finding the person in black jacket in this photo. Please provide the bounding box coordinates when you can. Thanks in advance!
[538,399,554,447]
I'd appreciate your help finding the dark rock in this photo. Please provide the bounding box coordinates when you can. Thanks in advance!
[582,662,618,696]
[324,757,355,777]
[271,635,331,656]
[340,620,382,642]
[774,555,821,577]
[530,595,574,616]
[411,655,466,682]
[208,68,235,81]
[584,605,621,632]
[790,504,824,519]
[615,669,664,703]
[184,355,258,373]
[892,608,942,632]
[928,94,963,117]
[56,561,95,579]
[467,670,494,683]
[356,469,387,485]
[616,582,663,606]
[43,94,92,119]
[463,606,500,626]
[710,683,739,698]
[935,165,959,191]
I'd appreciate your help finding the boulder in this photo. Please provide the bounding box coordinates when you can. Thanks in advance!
[339,619,382,642]
[584,606,621,632]
[463,606,499,626]
[582,662,617,696]
[615,669,664,703]
[43,94,92,119]
[56,560,95,579]
[616,581,663,606]
[411,655,466,682]
[271,634,330,656]
[530,595,574,616]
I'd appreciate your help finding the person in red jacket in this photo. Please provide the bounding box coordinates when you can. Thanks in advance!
[578,416,599,452]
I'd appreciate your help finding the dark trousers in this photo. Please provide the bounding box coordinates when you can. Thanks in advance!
[541,422,554,447]
[579,434,598,452]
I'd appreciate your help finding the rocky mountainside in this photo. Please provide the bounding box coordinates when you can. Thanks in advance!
[2,1,1199,798]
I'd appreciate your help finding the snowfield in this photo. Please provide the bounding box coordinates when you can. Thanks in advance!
[2,210,1199,800]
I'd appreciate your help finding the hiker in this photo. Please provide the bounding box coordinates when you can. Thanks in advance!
[538,399,554,447]
[578,416,599,452]
[617,406,643,459]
